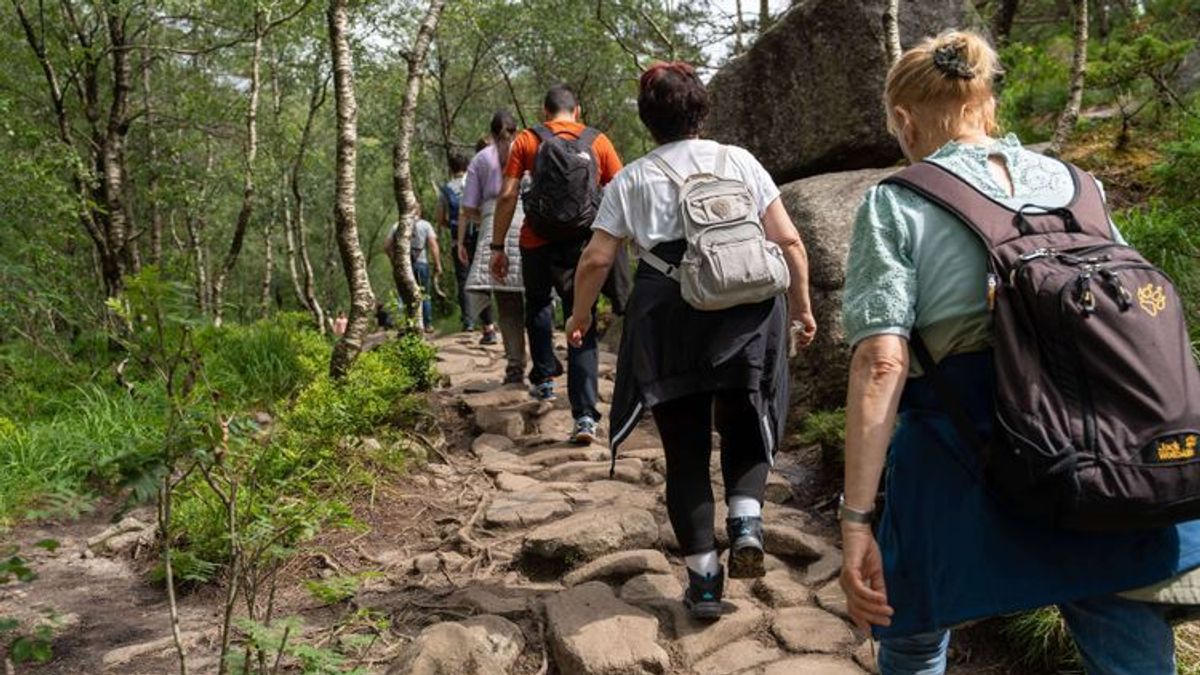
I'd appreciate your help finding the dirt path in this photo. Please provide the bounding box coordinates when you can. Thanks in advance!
[3,332,1017,674]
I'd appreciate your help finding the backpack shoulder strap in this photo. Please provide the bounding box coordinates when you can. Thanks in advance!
[576,126,600,147]
[648,153,686,188]
[1061,161,1116,240]
[532,125,555,144]
[714,145,730,178]
[882,162,1019,249]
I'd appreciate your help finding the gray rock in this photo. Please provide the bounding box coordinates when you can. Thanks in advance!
[706,0,980,183]
[803,549,844,586]
[771,606,857,654]
[447,588,530,618]
[461,388,532,413]
[762,522,828,561]
[620,573,683,606]
[764,473,794,504]
[544,458,643,484]
[87,516,155,556]
[854,639,880,674]
[544,582,670,675]
[563,549,672,587]
[816,578,851,620]
[472,433,515,457]
[523,446,609,467]
[476,409,525,438]
[485,492,573,528]
[763,655,867,675]
[493,472,541,492]
[692,639,783,675]
[480,450,538,476]
[669,598,764,664]
[522,507,660,563]
[388,615,524,675]
[778,168,897,414]
[753,569,812,608]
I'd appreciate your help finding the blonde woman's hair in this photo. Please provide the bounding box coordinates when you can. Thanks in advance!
[884,30,1003,139]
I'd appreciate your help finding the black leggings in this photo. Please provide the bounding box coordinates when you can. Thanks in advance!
[651,391,771,556]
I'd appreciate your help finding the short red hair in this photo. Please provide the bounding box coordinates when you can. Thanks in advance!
[638,62,709,143]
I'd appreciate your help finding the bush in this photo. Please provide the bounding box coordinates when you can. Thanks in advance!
[195,313,330,409]
[797,408,847,464]
[1118,201,1200,340]
[998,40,1072,142]
[1154,112,1200,205]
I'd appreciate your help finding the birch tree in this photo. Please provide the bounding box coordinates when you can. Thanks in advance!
[1049,0,1089,156]
[327,0,375,378]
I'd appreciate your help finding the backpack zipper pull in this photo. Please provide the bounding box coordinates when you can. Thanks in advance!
[987,274,999,311]
[1099,268,1134,311]
[1076,273,1097,316]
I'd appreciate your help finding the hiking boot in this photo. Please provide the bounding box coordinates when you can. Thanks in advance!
[571,416,598,445]
[683,565,725,620]
[530,381,556,402]
[480,329,498,345]
[726,516,766,579]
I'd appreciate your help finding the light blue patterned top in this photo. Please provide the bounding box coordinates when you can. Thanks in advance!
[842,134,1121,371]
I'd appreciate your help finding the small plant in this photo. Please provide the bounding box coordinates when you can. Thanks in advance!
[304,574,363,606]
[1001,607,1079,671]
[798,408,847,464]
[1,542,60,665]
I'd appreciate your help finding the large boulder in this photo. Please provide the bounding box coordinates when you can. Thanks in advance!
[779,168,896,414]
[706,0,980,182]
[544,582,671,675]
[387,615,524,675]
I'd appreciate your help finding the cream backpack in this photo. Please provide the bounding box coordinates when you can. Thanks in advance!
[641,146,790,311]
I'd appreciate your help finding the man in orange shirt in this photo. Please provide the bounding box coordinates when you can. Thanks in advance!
[491,85,623,445]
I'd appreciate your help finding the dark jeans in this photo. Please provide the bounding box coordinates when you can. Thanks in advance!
[652,391,771,556]
[413,261,433,329]
[456,227,491,328]
[521,240,598,421]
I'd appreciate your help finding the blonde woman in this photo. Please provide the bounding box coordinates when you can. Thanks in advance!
[839,31,1200,674]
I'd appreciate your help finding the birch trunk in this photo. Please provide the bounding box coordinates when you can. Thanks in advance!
[141,44,163,267]
[328,0,376,378]
[391,0,446,327]
[212,12,264,326]
[883,0,902,64]
[1049,0,1089,157]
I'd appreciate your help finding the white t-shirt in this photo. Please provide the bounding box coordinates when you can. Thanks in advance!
[592,139,781,252]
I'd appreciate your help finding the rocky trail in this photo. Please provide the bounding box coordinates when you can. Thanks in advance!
[3,332,1016,674]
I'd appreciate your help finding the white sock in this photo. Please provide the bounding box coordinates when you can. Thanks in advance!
[685,550,720,577]
[728,495,762,519]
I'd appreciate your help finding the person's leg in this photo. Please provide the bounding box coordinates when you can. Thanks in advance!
[521,246,557,389]
[877,630,951,675]
[414,262,433,330]
[1058,594,1176,675]
[496,291,527,384]
[653,393,724,618]
[552,242,599,423]
[454,236,473,330]
[713,391,771,578]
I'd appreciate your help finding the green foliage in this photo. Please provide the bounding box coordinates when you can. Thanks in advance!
[232,617,368,675]
[195,313,331,409]
[798,408,847,463]
[1,547,58,665]
[1002,608,1079,671]
[1154,112,1200,204]
[998,40,1072,142]
[304,574,363,605]
[1090,34,1195,92]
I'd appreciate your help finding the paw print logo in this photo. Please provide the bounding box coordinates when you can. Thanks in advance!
[1138,283,1168,317]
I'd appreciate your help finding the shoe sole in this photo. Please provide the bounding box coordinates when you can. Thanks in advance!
[684,599,724,621]
[571,431,597,446]
[727,544,766,579]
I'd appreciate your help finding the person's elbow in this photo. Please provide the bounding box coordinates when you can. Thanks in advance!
[851,335,909,385]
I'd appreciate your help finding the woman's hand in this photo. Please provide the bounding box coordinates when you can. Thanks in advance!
[491,250,509,281]
[457,243,469,266]
[791,310,818,351]
[565,313,592,348]
[839,523,894,630]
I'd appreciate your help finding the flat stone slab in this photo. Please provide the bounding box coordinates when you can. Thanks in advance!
[692,639,783,675]
[802,549,844,586]
[764,473,794,504]
[771,607,857,654]
[753,569,812,608]
[620,573,683,607]
[544,459,642,484]
[816,578,850,620]
[472,434,515,457]
[480,451,538,476]
[669,598,764,664]
[544,582,670,675]
[563,549,672,587]
[762,523,828,561]
[485,492,572,528]
[461,388,533,413]
[493,472,540,492]
[523,446,609,467]
[762,655,866,675]
[522,506,659,563]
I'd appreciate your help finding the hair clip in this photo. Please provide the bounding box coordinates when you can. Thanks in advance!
[932,43,976,80]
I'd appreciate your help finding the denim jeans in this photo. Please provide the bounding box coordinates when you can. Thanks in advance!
[412,261,433,329]
[521,240,598,421]
[879,594,1178,675]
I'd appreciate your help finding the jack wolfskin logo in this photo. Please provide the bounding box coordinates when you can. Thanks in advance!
[710,199,732,219]
[1138,283,1167,317]
[1158,435,1198,462]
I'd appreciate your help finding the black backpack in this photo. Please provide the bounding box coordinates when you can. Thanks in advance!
[884,160,1200,532]
[522,125,602,242]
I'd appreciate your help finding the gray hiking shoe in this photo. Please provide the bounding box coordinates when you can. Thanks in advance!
[726,516,766,579]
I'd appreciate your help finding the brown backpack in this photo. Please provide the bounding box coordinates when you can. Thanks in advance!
[884,160,1200,531]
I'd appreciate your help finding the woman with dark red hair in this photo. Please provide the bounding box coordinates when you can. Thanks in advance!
[566,62,818,619]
